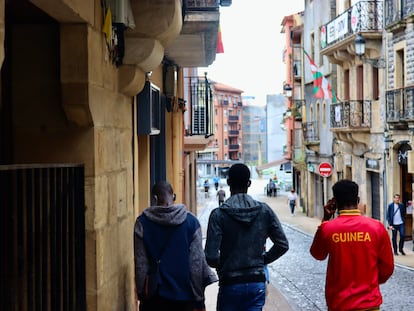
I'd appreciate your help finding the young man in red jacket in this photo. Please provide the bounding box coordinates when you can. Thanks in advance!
[310,180,394,311]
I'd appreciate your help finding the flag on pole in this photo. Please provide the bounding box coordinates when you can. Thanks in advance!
[102,8,112,45]
[216,24,224,54]
[304,50,336,102]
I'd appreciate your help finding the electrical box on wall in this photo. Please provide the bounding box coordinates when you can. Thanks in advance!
[137,81,161,135]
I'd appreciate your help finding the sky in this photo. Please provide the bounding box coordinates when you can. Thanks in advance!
[200,0,304,106]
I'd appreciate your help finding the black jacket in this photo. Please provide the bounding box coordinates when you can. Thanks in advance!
[387,202,406,226]
[205,193,289,285]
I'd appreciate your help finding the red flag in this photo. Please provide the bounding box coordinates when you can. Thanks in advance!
[304,50,336,102]
[216,24,224,54]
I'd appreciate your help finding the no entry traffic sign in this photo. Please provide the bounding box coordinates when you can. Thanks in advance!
[318,162,333,177]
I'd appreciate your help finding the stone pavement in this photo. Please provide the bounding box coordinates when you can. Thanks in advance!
[198,178,414,311]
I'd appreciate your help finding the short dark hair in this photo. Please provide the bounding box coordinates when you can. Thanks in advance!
[332,179,359,208]
[228,163,250,188]
[151,181,173,198]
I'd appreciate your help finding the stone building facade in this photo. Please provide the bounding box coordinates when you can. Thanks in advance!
[0,0,229,310]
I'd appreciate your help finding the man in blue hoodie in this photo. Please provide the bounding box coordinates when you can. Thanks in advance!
[205,163,289,311]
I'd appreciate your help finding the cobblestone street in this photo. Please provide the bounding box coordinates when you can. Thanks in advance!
[198,178,414,311]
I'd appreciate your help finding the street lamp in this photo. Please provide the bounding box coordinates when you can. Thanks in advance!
[354,33,385,68]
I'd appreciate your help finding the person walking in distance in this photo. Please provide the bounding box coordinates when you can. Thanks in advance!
[216,185,226,206]
[310,180,394,311]
[213,175,220,191]
[134,181,217,311]
[287,188,297,215]
[387,193,407,255]
[205,163,289,311]
[203,179,210,198]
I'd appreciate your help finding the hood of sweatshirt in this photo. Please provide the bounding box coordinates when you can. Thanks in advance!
[142,203,188,226]
[219,193,261,224]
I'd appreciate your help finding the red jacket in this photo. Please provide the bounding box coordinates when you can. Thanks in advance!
[310,209,394,311]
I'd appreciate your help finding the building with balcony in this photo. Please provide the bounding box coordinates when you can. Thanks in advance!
[384,0,414,238]
[201,82,244,177]
[319,0,385,221]
[0,0,231,310]
[280,11,308,209]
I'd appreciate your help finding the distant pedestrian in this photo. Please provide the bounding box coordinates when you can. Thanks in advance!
[267,179,276,197]
[310,179,394,311]
[213,175,220,191]
[203,179,210,198]
[216,186,226,206]
[205,163,289,311]
[387,194,406,255]
[287,188,297,215]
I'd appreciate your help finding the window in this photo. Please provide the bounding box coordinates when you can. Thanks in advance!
[322,101,326,127]
[224,109,227,116]
[224,139,228,146]
[224,124,227,132]
[372,67,379,100]
[344,69,349,100]
[356,65,363,100]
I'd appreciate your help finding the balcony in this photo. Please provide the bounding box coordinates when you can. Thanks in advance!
[229,144,239,151]
[303,121,319,154]
[184,76,214,151]
[386,86,414,126]
[330,100,371,131]
[385,0,414,30]
[303,121,320,143]
[228,130,239,136]
[165,0,222,67]
[320,1,383,60]
[228,115,239,122]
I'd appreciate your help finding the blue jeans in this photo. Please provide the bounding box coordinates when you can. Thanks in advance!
[391,224,405,253]
[217,282,266,311]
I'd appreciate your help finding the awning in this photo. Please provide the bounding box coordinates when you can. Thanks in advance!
[256,158,290,172]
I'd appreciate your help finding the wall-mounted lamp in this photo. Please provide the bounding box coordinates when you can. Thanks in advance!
[284,84,292,97]
[384,128,393,157]
[354,34,386,68]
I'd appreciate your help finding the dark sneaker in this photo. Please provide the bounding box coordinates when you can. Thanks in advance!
[394,252,399,256]
[400,250,406,256]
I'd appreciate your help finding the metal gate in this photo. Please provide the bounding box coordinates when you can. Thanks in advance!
[0,164,86,311]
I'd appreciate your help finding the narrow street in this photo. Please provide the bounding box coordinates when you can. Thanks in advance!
[197,178,414,311]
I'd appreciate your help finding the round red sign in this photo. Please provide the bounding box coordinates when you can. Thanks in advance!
[318,162,333,177]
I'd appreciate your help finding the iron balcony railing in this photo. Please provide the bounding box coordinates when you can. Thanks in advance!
[386,86,414,122]
[186,76,214,137]
[303,121,320,143]
[0,164,86,311]
[320,1,383,50]
[330,100,372,129]
[385,0,414,26]
[228,130,239,136]
[185,0,219,11]
[229,144,239,151]
[228,115,239,122]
